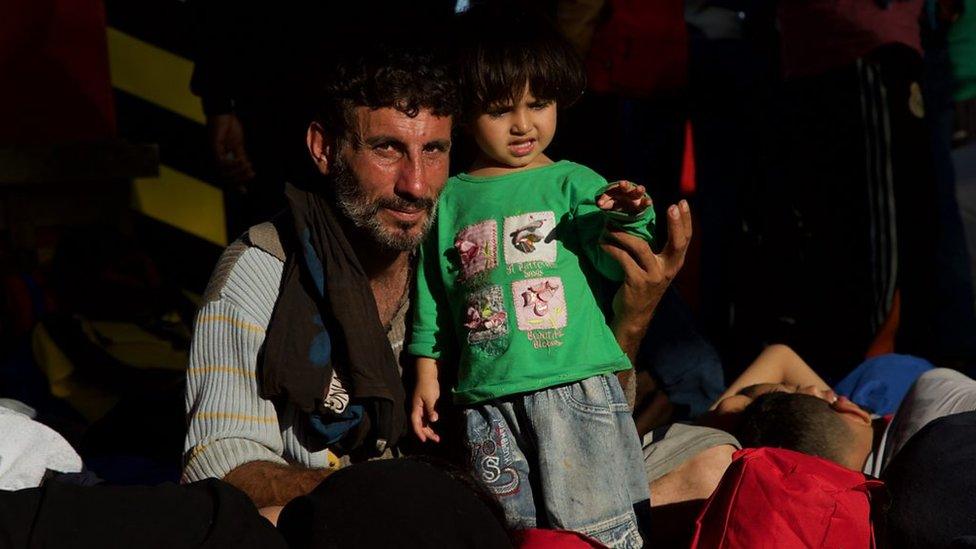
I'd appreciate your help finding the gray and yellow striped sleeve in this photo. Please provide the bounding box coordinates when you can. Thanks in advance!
[183,242,289,482]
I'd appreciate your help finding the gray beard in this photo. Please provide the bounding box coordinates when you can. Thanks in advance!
[331,159,437,252]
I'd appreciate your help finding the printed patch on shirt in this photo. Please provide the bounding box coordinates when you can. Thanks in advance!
[464,285,509,344]
[454,220,498,281]
[512,277,567,332]
[503,211,557,266]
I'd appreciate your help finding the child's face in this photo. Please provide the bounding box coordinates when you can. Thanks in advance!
[472,87,556,171]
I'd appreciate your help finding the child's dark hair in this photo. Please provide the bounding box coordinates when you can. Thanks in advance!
[455,2,586,120]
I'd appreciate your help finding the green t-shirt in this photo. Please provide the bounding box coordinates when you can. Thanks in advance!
[408,160,655,404]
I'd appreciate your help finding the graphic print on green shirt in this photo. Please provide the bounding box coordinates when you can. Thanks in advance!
[408,161,655,404]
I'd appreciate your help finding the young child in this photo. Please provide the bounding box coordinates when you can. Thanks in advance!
[408,5,652,547]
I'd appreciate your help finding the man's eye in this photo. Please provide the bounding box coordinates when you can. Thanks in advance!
[529,101,552,110]
[424,144,449,154]
[374,143,399,154]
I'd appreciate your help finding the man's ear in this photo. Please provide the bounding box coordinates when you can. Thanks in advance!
[307,122,337,176]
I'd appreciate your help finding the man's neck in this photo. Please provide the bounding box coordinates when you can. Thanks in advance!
[345,228,410,281]
[337,216,412,327]
[363,247,411,282]
[852,417,890,472]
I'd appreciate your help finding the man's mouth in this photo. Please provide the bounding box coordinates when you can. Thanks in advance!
[379,200,433,225]
[507,139,536,157]
[383,207,425,222]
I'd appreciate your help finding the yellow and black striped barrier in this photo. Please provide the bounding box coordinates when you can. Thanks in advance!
[104,0,226,291]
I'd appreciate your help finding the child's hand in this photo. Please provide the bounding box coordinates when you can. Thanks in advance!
[410,377,441,443]
[597,181,652,215]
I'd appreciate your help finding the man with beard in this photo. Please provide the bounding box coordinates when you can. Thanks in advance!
[183,41,693,509]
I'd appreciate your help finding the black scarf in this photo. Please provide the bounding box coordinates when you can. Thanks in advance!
[259,182,406,455]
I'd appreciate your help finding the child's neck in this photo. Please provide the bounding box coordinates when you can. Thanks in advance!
[467,152,554,177]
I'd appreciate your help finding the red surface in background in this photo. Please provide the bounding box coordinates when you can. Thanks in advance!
[0,0,114,145]
[586,0,688,97]
[681,120,696,195]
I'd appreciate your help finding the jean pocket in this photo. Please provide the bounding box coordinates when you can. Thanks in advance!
[555,374,628,415]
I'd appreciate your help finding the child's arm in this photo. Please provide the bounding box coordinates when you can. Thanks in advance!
[406,215,454,444]
[411,356,442,443]
[572,174,656,283]
[597,180,652,216]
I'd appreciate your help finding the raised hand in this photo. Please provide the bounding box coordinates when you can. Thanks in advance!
[601,199,693,360]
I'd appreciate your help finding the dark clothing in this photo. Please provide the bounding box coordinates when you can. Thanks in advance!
[920,22,976,364]
[685,1,781,371]
[882,411,976,548]
[261,183,406,456]
[637,288,725,419]
[767,45,940,381]
[277,458,513,549]
[0,479,285,548]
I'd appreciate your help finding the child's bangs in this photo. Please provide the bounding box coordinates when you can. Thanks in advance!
[470,43,584,113]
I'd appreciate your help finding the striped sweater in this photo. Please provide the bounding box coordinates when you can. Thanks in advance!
[182,223,408,482]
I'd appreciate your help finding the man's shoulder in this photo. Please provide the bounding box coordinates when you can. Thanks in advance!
[246,221,286,262]
[202,222,287,305]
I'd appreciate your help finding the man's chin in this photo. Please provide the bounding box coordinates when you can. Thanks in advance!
[372,218,429,251]
[375,228,425,251]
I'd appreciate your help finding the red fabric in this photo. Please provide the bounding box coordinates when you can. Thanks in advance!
[690,448,884,549]
[777,0,924,78]
[0,0,115,144]
[517,528,607,548]
[585,0,688,97]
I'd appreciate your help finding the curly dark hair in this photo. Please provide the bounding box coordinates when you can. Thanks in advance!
[314,41,460,143]
[454,2,586,121]
[737,392,851,465]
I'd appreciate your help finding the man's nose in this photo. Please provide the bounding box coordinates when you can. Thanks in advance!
[395,155,426,199]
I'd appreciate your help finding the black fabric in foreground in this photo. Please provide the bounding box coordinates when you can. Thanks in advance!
[260,182,406,454]
[882,411,976,548]
[0,478,285,548]
[277,458,514,549]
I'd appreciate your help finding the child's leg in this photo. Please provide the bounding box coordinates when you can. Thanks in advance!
[462,403,537,529]
[524,373,651,549]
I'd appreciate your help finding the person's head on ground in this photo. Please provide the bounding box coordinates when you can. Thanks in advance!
[455,2,585,172]
[305,39,459,251]
[276,457,513,548]
[737,392,874,471]
[707,382,839,433]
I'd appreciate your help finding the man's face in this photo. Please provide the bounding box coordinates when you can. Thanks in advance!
[318,107,452,251]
